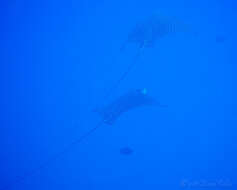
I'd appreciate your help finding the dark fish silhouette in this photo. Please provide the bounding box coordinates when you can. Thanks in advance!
[120,147,134,155]
[215,35,226,43]
[94,89,164,125]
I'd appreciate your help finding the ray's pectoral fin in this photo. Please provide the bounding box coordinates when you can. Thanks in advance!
[93,106,116,125]
[103,116,117,125]
[92,106,105,117]
[153,100,168,108]
[120,40,128,52]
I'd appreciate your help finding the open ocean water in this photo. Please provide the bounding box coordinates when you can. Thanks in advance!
[1,0,237,189]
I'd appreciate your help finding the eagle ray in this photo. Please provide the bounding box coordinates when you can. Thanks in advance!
[95,88,164,125]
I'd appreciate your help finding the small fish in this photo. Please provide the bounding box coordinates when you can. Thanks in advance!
[94,88,165,125]
[120,147,134,155]
[215,35,226,43]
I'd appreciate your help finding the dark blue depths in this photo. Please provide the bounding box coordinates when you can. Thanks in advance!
[1,0,237,190]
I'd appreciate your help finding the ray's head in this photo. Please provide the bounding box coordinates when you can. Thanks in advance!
[136,88,147,95]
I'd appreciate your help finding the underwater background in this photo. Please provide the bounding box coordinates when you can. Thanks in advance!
[1,0,237,189]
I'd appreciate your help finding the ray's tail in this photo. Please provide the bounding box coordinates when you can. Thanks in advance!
[103,43,146,99]
[1,121,104,190]
[2,41,146,190]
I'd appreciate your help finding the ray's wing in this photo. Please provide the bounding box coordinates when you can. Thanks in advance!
[95,89,164,125]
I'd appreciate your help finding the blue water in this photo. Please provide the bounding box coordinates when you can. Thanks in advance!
[1,0,237,189]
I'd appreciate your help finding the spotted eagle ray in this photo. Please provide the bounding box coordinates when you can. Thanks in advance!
[121,11,187,50]
[94,88,164,125]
